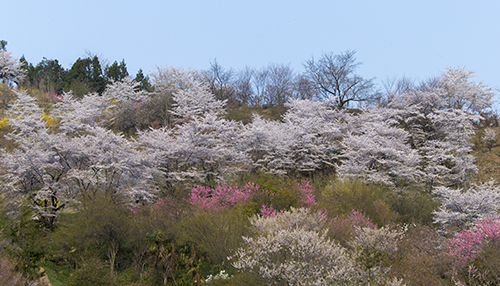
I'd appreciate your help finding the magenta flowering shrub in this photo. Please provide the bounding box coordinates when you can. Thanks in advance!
[331,209,377,230]
[187,180,318,213]
[259,205,278,218]
[448,215,500,267]
[152,196,184,217]
[187,182,259,210]
[292,180,317,206]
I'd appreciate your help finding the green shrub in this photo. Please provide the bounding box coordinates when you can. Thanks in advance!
[175,207,251,265]
[3,206,49,280]
[318,179,393,226]
[385,186,439,225]
[66,259,115,286]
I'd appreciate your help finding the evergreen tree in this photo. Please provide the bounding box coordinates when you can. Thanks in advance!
[133,68,151,91]
[65,56,106,96]
[21,57,67,94]
[105,59,129,83]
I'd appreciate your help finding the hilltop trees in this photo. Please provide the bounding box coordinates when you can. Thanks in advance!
[22,57,67,94]
[304,50,378,108]
[386,75,484,188]
[17,52,141,97]
[440,67,495,112]
[104,59,129,83]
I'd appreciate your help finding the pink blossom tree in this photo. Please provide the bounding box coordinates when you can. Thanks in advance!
[448,215,500,268]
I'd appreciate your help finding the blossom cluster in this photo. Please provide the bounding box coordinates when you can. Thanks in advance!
[448,215,500,267]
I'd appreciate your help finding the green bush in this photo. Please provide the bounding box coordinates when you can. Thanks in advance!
[175,207,251,266]
[66,259,115,286]
[50,192,131,277]
[385,186,439,225]
[318,179,393,226]
[3,206,49,280]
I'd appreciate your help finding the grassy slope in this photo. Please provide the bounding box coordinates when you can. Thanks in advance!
[472,126,500,183]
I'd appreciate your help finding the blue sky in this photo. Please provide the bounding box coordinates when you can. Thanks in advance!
[4,1,500,108]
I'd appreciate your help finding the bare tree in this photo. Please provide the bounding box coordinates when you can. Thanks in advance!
[205,59,236,102]
[251,67,268,106]
[293,74,317,100]
[234,66,255,104]
[263,63,295,107]
[380,76,416,106]
[304,50,378,108]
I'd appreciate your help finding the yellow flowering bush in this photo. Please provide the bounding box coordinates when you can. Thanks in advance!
[0,117,8,129]
[41,111,58,127]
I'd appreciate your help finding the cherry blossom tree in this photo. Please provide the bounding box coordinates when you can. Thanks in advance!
[338,108,422,186]
[231,207,360,285]
[242,98,344,175]
[102,79,149,103]
[482,128,497,152]
[440,67,495,113]
[139,75,247,187]
[170,80,226,118]
[388,85,481,188]
[1,90,157,229]
[0,50,25,86]
[432,181,500,229]
[231,207,405,285]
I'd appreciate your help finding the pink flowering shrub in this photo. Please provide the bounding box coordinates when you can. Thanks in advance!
[292,180,317,207]
[259,205,278,218]
[43,92,63,101]
[448,215,500,268]
[188,180,318,213]
[187,182,259,210]
[256,180,317,216]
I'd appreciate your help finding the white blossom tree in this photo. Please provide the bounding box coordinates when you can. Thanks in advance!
[231,207,360,285]
[338,108,422,186]
[0,50,25,86]
[388,85,481,188]
[139,113,247,187]
[170,80,226,118]
[241,98,344,175]
[482,128,497,152]
[440,67,495,113]
[138,76,247,187]
[102,79,149,103]
[1,90,157,229]
[231,207,405,285]
[432,180,500,229]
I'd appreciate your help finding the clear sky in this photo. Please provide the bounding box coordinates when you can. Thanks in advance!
[4,0,500,108]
